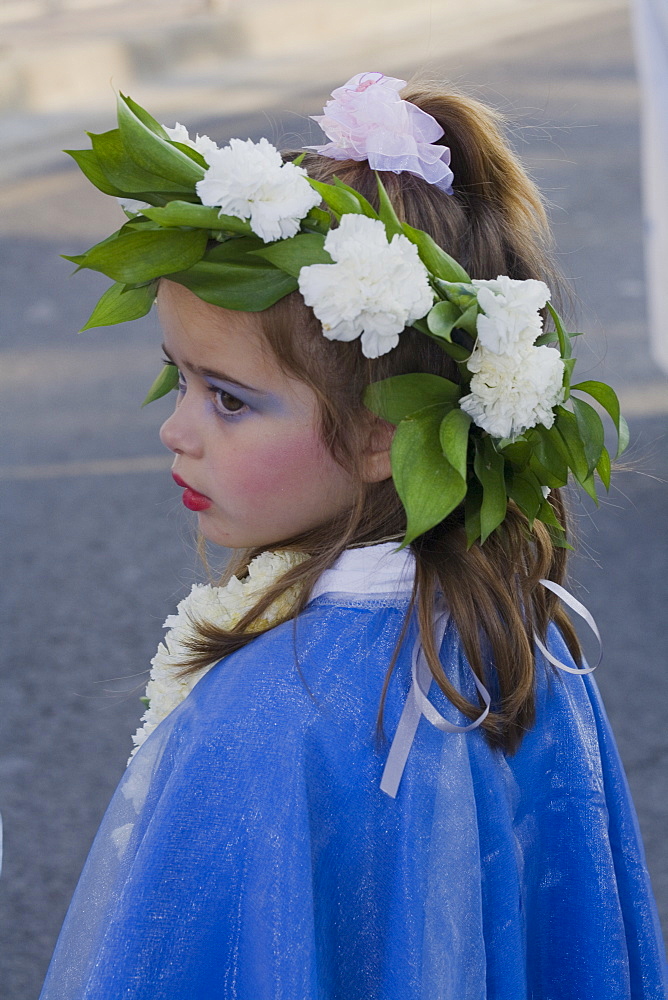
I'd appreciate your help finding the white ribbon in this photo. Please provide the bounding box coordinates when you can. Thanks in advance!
[380,606,491,798]
[381,581,602,798]
[534,578,601,674]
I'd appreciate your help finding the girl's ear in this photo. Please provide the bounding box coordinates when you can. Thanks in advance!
[360,416,394,484]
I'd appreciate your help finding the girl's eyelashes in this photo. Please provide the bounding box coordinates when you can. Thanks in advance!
[161,357,183,392]
[209,386,247,416]
[161,358,250,418]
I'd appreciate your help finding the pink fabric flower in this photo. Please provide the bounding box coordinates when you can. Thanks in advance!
[309,72,454,194]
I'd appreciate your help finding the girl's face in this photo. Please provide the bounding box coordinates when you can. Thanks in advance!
[158,281,357,549]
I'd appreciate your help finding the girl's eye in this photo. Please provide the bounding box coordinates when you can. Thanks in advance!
[214,389,246,415]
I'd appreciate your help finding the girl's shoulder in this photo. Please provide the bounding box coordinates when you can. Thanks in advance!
[137,594,417,820]
[190,593,414,734]
[184,586,596,752]
[186,541,419,728]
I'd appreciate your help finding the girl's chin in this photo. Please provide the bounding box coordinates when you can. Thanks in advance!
[198,523,300,552]
[196,518,256,550]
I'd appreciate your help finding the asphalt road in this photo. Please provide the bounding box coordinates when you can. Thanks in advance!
[1,6,667,997]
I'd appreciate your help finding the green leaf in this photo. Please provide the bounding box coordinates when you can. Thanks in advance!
[307,178,364,218]
[551,409,597,505]
[64,147,125,196]
[120,94,169,138]
[302,206,331,234]
[142,201,251,233]
[546,303,573,360]
[499,438,531,469]
[391,404,468,544]
[465,480,483,548]
[571,379,629,457]
[528,453,568,489]
[169,141,208,169]
[292,152,306,166]
[530,425,569,486]
[80,281,157,331]
[454,301,478,337]
[64,225,129,271]
[401,223,470,281]
[425,302,473,361]
[535,500,573,548]
[506,469,543,524]
[535,496,561,528]
[535,329,583,346]
[117,93,204,187]
[427,300,460,342]
[169,250,298,311]
[562,356,576,395]
[89,129,192,195]
[439,408,471,480]
[204,235,265,259]
[473,438,507,542]
[251,233,331,278]
[76,228,208,283]
[120,216,163,231]
[142,363,179,406]
[433,338,471,362]
[364,373,460,425]
[596,445,611,490]
[332,177,378,219]
[548,529,574,551]
[375,173,403,238]
[571,396,605,474]
[552,407,589,483]
[433,280,476,309]
[62,252,85,269]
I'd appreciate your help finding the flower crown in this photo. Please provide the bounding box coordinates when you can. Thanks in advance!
[63,78,628,549]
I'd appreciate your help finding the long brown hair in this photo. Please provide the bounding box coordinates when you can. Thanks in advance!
[179,83,582,754]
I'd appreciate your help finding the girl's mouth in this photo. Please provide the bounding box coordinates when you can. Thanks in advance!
[172,472,213,511]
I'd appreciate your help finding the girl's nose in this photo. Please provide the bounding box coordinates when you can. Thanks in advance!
[160,397,204,458]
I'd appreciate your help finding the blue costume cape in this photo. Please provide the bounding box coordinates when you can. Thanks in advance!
[40,545,667,999]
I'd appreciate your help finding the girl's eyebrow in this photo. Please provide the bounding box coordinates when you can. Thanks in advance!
[161,344,265,395]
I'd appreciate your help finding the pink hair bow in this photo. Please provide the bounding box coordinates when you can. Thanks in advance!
[309,72,454,194]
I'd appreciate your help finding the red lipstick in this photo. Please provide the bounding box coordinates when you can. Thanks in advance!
[172,472,213,511]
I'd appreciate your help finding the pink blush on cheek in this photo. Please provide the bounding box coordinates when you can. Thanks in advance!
[233,435,325,497]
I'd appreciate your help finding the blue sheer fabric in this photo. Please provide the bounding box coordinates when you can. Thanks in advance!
[40,592,667,999]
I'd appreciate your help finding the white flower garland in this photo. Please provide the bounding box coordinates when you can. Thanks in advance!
[472,275,549,355]
[460,275,565,439]
[130,549,308,759]
[196,137,321,243]
[460,342,565,438]
[298,214,434,358]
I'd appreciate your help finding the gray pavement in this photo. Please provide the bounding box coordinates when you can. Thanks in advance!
[1,3,667,997]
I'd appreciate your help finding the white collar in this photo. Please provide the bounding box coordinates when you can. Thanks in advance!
[308,542,415,603]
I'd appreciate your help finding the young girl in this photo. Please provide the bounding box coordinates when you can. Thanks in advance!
[41,74,666,998]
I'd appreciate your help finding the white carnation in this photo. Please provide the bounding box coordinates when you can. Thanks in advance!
[298,214,434,358]
[195,137,320,243]
[460,342,565,439]
[164,122,219,161]
[129,550,308,758]
[472,275,551,355]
